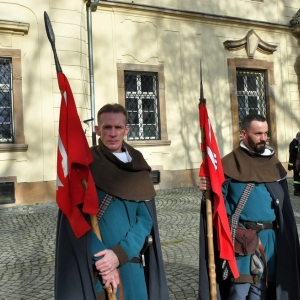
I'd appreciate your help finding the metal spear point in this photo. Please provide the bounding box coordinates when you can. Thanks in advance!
[44,11,62,73]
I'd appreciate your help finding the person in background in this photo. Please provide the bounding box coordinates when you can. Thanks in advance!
[288,132,300,196]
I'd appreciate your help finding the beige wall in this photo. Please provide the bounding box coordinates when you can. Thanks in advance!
[0,0,299,205]
[0,1,91,204]
[99,0,299,24]
[92,2,300,163]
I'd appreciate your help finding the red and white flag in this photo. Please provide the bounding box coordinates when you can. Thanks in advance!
[56,72,98,238]
[199,103,239,278]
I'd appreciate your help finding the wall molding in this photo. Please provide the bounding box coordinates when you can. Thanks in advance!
[0,20,29,35]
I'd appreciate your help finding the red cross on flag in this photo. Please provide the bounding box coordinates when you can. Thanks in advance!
[199,103,239,278]
[56,72,98,239]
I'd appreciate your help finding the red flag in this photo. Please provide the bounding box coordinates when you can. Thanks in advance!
[199,103,239,278]
[56,72,98,238]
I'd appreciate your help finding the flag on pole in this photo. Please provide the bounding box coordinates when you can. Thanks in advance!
[199,103,239,278]
[56,72,98,239]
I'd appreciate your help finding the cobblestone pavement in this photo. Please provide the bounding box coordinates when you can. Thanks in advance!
[0,178,300,300]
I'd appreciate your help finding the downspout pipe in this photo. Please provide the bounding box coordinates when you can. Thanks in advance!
[86,0,100,146]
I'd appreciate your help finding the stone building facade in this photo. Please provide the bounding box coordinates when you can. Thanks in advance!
[0,0,299,204]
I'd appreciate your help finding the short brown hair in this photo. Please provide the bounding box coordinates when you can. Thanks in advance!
[97,103,128,124]
[241,114,266,132]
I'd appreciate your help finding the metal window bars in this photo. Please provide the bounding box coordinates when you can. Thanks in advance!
[237,69,267,131]
[125,71,160,140]
[0,58,13,143]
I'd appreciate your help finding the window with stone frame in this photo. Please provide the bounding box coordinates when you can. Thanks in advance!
[0,49,27,152]
[228,58,277,152]
[236,69,267,131]
[125,71,160,140]
[117,63,170,147]
[0,57,13,143]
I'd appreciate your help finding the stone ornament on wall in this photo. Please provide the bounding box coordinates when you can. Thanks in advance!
[0,20,29,47]
[223,29,277,59]
[290,9,300,38]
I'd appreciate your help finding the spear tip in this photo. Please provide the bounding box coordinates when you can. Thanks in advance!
[44,11,62,73]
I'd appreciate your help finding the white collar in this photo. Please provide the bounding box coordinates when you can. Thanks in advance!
[113,145,132,163]
[240,141,274,157]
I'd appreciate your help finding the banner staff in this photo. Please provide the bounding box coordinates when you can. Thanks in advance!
[44,12,116,300]
[198,61,239,299]
[198,60,217,300]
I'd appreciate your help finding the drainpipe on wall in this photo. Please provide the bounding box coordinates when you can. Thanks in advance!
[86,0,100,146]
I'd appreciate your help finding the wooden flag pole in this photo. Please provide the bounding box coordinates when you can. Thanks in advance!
[45,11,118,300]
[90,214,118,300]
[81,180,118,300]
[199,60,217,300]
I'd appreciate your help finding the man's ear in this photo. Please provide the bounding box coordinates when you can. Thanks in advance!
[95,125,101,136]
[241,129,246,139]
[125,125,130,136]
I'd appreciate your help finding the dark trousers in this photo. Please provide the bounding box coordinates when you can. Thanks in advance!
[293,167,300,189]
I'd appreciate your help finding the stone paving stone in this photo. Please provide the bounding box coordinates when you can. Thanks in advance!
[0,179,300,299]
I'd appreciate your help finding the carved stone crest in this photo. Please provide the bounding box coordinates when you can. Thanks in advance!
[290,9,300,38]
[290,9,300,26]
[223,29,277,59]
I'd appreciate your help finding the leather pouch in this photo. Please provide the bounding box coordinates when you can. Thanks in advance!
[234,226,258,256]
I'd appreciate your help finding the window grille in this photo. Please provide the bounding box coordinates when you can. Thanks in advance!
[0,182,15,204]
[0,58,13,143]
[124,71,160,140]
[237,69,267,131]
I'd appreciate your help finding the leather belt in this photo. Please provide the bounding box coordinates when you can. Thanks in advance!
[241,221,274,232]
[129,256,141,264]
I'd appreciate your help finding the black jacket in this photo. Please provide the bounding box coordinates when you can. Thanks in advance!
[288,138,299,170]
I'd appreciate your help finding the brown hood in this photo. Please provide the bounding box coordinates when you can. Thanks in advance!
[222,145,286,183]
[89,139,156,201]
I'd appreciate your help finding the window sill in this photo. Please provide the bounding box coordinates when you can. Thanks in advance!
[0,144,28,152]
[127,140,171,147]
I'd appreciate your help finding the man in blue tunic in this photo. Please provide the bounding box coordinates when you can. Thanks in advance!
[199,114,300,299]
[55,103,169,300]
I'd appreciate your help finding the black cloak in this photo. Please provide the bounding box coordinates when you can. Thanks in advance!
[55,200,170,300]
[55,140,170,300]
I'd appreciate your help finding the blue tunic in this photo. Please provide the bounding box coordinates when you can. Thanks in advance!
[91,188,153,300]
[224,180,277,279]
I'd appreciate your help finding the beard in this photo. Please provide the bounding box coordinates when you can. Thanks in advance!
[247,136,266,153]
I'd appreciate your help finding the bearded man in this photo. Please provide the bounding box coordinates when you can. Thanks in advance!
[199,114,300,299]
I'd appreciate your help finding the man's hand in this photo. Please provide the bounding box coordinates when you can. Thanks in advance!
[102,269,120,295]
[94,249,119,276]
[199,176,212,192]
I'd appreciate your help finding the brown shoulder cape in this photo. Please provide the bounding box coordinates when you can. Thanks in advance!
[89,139,156,201]
[221,146,286,182]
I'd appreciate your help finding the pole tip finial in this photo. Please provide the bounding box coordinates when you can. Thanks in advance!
[199,98,206,105]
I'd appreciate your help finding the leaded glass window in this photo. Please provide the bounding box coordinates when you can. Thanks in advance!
[237,69,267,131]
[125,72,160,140]
[0,58,13,143]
